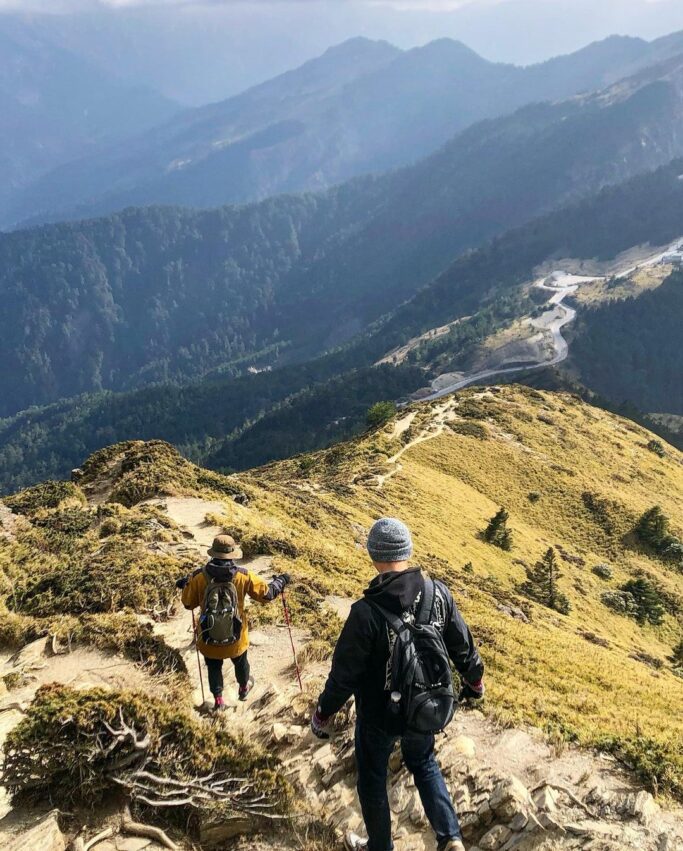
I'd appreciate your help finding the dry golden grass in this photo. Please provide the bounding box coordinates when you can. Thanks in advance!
[235,386,683,796]
[2,386,682,796]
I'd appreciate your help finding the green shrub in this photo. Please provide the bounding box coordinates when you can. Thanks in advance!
[601,590,638,616]
[646,439,666,458]
[592,564,613,580]
[635,506,683,565]
[483,508,513,551]
[448,421,488,440]
[621,578,665,626]
[366,401,397,430]
[4,481,85,517]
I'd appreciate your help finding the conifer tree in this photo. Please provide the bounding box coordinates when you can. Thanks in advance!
[483,507,513,551]
[521,547,571,615]
[636,506,670,550]
[621,578,665,626]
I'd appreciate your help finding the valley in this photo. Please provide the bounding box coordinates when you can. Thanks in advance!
[2,8,683,851]
[415,238,683,403]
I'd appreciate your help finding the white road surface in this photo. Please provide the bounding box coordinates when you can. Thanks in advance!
[422,272,593,401]
[419,237,683,403]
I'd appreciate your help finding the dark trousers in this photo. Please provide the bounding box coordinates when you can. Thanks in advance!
[205,652,250,696]
[355,719,461,851]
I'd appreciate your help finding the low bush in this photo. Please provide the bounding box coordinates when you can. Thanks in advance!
[4,481,85,516]
[592,564,613,580]
[8,541,179,616]
[4,685,289,809]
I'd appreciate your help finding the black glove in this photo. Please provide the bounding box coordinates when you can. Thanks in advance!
[279,572,292,587]
[175,575,189,590]
[459,679,485,701]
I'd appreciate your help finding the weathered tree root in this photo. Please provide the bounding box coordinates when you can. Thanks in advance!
[121,804,178,850]
[71,826,114,851]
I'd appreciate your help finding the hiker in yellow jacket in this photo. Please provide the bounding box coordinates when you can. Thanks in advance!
[177,534,290,710]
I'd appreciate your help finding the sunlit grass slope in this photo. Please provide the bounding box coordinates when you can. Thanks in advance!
[238,385,683,796]
[1,385,681,796]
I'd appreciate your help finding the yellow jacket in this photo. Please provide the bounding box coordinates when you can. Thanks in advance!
[181,564,271,660]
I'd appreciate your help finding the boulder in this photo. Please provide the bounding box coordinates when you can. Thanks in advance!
[533,785,557,813]
[6,812,65,851]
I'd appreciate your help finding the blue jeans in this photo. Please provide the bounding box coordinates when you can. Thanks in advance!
[355,719,461,851]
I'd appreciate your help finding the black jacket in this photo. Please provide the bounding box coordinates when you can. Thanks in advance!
[317,567,484,725]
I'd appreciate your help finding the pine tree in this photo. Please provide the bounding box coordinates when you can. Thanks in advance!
[636,506,670,550]
[483,507,513,551]
[621,578,665,626]
[521,547,571,615]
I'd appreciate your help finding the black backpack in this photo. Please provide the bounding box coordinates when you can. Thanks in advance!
[367,579,456,735]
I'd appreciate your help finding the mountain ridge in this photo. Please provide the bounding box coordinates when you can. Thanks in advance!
[9,30,683,229]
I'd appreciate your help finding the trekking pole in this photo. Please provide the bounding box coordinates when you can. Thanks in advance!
[191,609,207,705]
[281,590,303,692]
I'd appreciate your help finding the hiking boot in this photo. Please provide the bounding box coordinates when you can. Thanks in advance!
[344,832,368,850]
[213,695,226,712]
[439,841,466,851]
[238,675,255,701]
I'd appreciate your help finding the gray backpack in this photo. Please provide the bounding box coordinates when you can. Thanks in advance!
[199,566,241,645]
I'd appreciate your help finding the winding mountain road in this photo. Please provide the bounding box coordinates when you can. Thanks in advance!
[423,272,595,401]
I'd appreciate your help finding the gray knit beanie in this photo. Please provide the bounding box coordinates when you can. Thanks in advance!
[367,517,413,563]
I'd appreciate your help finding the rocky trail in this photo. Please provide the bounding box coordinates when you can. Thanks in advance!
[1,490,682,850]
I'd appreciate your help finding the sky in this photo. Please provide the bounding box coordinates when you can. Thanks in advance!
[4,0,683,103]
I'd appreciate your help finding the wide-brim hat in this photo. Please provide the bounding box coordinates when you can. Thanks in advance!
[207,534,243,561]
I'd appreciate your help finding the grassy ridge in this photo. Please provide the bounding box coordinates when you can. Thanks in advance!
[1,386,682,797]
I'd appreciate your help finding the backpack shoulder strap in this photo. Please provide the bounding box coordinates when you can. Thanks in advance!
[416,577,435,625]
[365,599,407,635]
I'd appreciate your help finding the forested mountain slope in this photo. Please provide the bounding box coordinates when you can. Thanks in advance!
[3,158,683,491]
[5,54,683,421]
[7,32,681,228]
[571,270,683,414]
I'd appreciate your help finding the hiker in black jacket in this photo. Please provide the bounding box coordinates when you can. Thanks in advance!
[311,518,484,851]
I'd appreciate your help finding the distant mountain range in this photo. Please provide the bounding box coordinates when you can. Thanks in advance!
[0,21,178,224]
[6,31,683,229]
[4,45,683,422]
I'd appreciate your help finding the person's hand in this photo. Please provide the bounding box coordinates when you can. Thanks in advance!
[175,575,189,590]
[311,706,332,739]
[279,572,292,586]
[459,679,485,701]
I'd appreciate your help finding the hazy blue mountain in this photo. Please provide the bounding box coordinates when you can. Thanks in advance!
[0,21,178,222]
[7,32,680,229]
[3,52,683,421]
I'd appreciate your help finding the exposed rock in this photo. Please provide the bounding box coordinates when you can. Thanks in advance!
[496,603,529,624]
[533,785,558,813]
[199,814,254,845]
[452,735,477,759]
[6,811,65,851]
[479,824,512,849]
